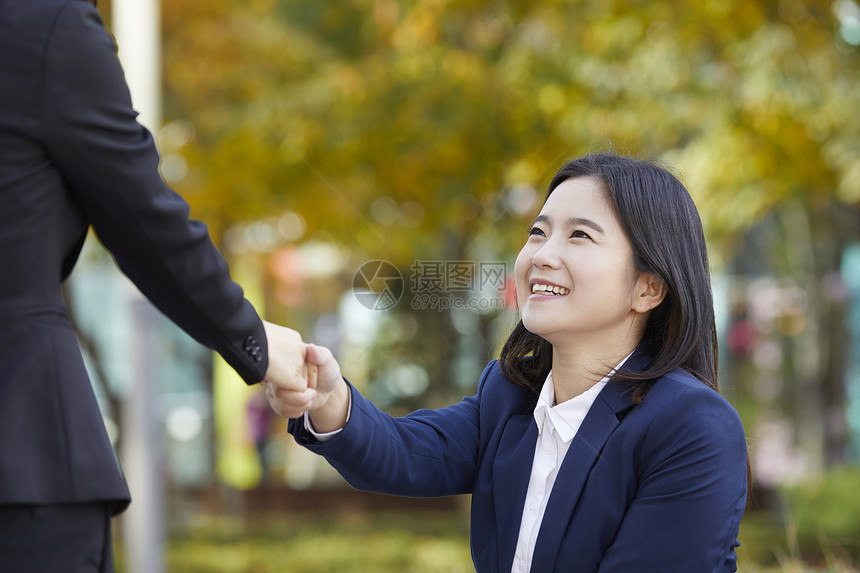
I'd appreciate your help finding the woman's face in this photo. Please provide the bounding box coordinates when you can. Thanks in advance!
[514,176,642,349]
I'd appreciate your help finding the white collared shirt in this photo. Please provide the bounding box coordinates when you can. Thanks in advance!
[510,357,630,573]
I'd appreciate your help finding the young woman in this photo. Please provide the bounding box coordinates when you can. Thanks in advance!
[266,152,749,572]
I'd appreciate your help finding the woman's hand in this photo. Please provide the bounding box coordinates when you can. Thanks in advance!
[263,343,350,433]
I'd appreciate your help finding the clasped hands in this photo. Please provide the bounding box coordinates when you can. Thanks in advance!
[260,321,350,433]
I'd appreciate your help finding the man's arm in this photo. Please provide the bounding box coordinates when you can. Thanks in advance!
[42,1,305,388]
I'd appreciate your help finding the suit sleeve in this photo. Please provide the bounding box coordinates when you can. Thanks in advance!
[288,363,494,497]
[597,390,748,572]
[41,1,267,384]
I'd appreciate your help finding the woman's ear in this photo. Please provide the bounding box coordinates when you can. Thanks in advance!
[632,273,667,314]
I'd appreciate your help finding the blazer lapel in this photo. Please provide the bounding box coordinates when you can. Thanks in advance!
[530,380,636,571]
[492,413,538,571]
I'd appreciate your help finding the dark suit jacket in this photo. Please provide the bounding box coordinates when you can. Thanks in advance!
[0,0,267,512]
[290,356,748,572]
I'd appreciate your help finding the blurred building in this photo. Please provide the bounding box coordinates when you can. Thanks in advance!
[67,237,216,490]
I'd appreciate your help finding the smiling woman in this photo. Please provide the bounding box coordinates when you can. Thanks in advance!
[503,153,719,405]
[269,152,749,573]
[512,176,665,401]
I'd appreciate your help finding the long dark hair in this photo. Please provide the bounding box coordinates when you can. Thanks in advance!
[500,152,718,403]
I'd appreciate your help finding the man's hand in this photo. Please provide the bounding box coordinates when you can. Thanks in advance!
[261,320,310,389]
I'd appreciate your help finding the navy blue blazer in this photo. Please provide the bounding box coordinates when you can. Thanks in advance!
[0,0,267,512]
[290,356,748,572]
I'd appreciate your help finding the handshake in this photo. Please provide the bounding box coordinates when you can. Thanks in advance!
[259,321,351,433]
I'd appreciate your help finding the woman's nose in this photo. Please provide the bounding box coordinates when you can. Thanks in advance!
[532,239,562,269]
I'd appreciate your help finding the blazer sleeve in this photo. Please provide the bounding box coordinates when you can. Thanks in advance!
[597,387,748,572]
[288,363,496,497]
[41,1,267,384]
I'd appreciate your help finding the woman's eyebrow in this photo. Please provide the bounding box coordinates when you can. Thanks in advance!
[532,214,605,234]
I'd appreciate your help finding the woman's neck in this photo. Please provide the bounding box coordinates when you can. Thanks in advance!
[550,341,637,404]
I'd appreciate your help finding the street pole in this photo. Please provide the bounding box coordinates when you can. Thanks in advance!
[122,298,166,573]
[112,1,165,572]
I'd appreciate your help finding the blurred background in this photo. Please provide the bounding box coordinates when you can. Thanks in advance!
[69,0,859,571]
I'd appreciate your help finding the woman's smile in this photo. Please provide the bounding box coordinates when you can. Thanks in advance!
[529,280,571,297]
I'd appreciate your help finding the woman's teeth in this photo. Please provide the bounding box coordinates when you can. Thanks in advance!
[531,284,570,295]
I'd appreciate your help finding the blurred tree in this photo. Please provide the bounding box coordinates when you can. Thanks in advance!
[157,0,860,462]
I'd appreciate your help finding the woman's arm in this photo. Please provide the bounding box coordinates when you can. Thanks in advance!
[267,347,492,497]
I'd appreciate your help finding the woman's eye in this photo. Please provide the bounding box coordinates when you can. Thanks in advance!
[571,229,591,240]
[527,226,545,237]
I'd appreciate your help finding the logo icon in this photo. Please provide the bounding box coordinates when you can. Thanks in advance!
[352,260,404,311]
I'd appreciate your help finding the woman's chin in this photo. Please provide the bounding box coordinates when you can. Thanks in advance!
[521,319,557,343]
